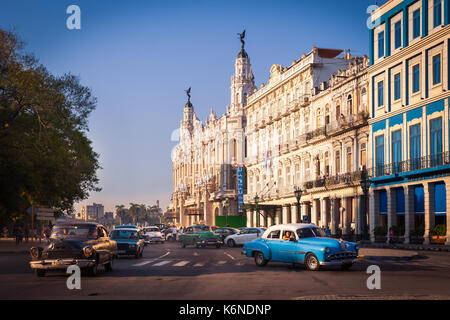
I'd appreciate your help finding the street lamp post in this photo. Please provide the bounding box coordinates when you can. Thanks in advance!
[294,187,303,223]
[359,170,370,241]
[254,194,259,227]
[224,198,230,227]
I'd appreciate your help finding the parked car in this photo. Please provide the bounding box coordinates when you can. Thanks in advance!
[213,227,240,243]
[178,225,222,248]
[143,226,165,244]
[224,227,266,247]
[29,222,117,277]
[242,224,359,271]
[115,225,138,229]
[110,228,145,258]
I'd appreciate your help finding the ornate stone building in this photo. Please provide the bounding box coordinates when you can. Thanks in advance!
[170,41,256,226]
[244,47,370,238]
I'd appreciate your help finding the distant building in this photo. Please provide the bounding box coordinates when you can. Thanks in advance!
[78,203,104,221]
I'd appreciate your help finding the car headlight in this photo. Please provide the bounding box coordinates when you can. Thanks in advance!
[30,247,42,259]
[325,247,331,254]
[83,246,94,258]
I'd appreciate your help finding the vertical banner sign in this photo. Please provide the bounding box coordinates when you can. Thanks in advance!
[237,166,244,213]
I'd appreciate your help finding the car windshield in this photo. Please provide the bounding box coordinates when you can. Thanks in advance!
[296,227,326,239]
[145,228,159,232]
[192,226,210,232]
[110,230,139,239]
[50,225,97,239]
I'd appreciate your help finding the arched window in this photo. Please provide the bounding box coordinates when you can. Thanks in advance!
[360,87,367,111]
[336,103,341,120]
[347,94,353,114]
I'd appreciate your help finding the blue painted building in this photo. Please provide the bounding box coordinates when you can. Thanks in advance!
[368,0,450,244]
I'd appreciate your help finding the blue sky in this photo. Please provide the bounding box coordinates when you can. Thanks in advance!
[0,0,375,213]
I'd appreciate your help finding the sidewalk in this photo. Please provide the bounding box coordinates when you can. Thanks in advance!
[358,248,420,261]
[0,238,46,254]
[360,241,450,252]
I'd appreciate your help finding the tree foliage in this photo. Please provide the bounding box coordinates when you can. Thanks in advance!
[0,29,101,225]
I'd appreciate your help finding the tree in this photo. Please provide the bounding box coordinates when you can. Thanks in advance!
[0,30,101,226]
[115,204,125,225]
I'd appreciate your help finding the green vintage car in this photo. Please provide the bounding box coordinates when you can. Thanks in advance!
[178,225,222,248]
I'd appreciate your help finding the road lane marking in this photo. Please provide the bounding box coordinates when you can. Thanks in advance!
[133,260,155,267]
[224,252,235,260]
[193,263,205,267]
[157,251,170,259]
[152,260,171,267]
[193,252,199,256]
[173,260,190,267]
[217,261,226,265]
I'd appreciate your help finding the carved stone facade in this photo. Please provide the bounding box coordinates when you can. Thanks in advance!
[244,47,370,237]
[170,46,256,226]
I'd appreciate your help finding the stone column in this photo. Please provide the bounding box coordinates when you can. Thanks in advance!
[275,207,282,225]
[252,210,258,228]
[404,185,414,244]
[386,187,397,243]
[342,197,350,236]
[446,181,450,245]
[330,198,337,236]
[246,210,252,228]
[321,198,327,228]
[282,206,289,224]
[423,183,435,245]
[291,204,298,224]
[369,190,376,243]
[312,200,318,226]
[309,202,317,225]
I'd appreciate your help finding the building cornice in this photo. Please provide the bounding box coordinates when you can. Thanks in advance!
[368,25,450,74]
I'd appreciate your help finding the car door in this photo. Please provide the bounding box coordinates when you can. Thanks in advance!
[247,228,260,242]
[265,229,285,261]
[235,229,249,245]
[276,230,299,263]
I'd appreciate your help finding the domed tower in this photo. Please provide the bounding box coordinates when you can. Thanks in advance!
[230,30,256,115]
[182,87,194,133]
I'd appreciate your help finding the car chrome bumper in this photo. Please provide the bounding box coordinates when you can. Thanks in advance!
[29,258,96,270]
[196,239,222,246]
[320,258,358,266]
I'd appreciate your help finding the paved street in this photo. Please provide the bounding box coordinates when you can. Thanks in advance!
[0,241,449,299]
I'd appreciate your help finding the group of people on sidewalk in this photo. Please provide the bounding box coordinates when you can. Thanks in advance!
[1,223,53,245]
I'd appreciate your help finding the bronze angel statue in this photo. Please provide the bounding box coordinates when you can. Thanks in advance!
[238,29,246,49]
[185,87,191,102]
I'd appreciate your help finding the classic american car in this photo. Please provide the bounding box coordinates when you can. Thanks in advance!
[143,226,165,244]
[29,222,117,277]
[178,225,222,248]
[224,227,266,247]
[110,228,145,258]
[242,224,359,271]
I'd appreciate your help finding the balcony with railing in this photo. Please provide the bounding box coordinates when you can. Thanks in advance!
[368,152,450,180]
[303,170,364,190]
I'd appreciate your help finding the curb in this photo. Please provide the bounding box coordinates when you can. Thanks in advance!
[360,244,450,252]
[0,250,30,255]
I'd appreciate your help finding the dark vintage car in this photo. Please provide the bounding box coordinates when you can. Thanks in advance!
[110,228,145,258]
[29,222,118,277]
[213,227,240,243]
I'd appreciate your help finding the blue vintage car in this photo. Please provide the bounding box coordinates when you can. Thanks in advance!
[110,228,145,258]
[242,223,359,271]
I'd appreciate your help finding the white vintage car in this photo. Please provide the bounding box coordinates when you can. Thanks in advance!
[224,227,266,247]
[143,226,165,244]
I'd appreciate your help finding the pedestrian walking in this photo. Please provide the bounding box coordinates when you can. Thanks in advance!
[172,226,177,242]
[325,226,331,237]
[388,227,394,246]
[2,226,7,238]
[24,226,30,243]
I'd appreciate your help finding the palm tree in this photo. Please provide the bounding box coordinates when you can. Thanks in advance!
[129,203,140,225]
[115,205,125,225]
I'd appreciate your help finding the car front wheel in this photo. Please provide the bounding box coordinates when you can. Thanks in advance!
[35,269,46,277]
[105,257,113,272]
[254,252,268,267]
[305,253,320,271]
[341,263,353,271]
